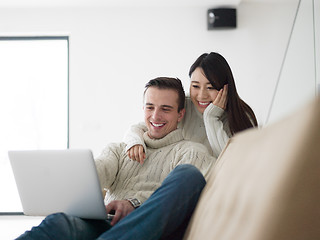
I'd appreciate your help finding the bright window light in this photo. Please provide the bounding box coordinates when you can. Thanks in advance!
[0,37,69,213]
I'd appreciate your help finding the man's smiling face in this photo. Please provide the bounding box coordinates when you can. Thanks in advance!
[143,87,185,139]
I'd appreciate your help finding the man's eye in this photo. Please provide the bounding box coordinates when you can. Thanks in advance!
[163,109,171,112]
[146,107,154,110]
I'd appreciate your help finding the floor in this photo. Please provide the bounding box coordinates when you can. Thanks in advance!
[0,215,44,240]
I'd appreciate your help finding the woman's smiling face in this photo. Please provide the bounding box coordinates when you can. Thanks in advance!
[190,67,219,114]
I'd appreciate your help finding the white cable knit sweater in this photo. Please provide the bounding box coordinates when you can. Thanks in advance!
[181,97,231,158]
[95,128,214,205]
[124,97,231,159]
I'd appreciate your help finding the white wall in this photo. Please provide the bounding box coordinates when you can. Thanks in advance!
[0,0,318,156]
[267,0,319,123]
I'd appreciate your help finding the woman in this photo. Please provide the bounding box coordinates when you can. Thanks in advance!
[124,52,258,162]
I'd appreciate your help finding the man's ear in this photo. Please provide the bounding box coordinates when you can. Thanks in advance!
[177,108,186,122]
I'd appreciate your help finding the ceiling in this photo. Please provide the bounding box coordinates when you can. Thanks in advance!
[0,0,243,8]
[0,0,293,8]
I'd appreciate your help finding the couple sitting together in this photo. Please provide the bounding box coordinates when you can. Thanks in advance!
[17,52,257,240]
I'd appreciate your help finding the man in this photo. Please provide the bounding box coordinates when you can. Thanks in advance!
[17,77,215,240]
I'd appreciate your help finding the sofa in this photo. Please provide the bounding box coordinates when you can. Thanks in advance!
[183,97,320,240]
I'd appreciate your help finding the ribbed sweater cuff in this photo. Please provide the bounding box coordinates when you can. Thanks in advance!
[204,103,224,119]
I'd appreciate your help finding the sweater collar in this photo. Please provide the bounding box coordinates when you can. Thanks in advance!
[192,101,204,119]
[143,129,184,149]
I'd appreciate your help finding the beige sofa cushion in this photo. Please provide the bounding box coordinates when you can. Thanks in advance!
[184,98,320,240]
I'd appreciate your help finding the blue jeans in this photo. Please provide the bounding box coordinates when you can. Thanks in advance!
[16,164,206,240]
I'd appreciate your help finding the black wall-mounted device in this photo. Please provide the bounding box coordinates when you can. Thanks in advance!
[207,8,237,29]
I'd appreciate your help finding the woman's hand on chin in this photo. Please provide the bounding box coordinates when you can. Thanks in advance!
[213,84,228,110]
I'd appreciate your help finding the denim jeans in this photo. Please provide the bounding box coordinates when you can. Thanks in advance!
[16,164,206,240]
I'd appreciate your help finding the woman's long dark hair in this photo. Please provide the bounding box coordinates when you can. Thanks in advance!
[189,52,258,135]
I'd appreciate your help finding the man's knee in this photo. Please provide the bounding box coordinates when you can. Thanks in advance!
[174,164,206,187]
[175,164,203,177]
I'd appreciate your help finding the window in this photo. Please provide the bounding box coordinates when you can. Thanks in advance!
[0,37,69,213]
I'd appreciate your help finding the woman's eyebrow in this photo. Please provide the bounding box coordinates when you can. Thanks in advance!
[191,80,211,85]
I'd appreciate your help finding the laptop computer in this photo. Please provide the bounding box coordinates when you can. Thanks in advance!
[8,149,108,220]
